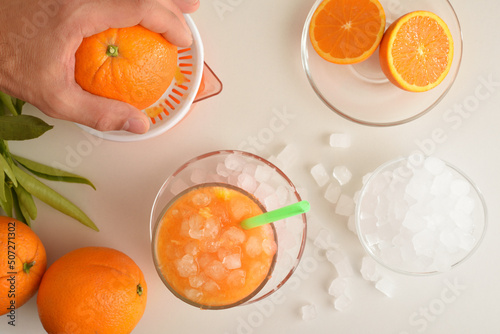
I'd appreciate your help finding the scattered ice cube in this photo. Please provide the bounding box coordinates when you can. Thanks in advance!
[326,249,353,277]
[328,277,349,298]
[333,294,352,311]
[333,165,352,185]
[335,194,355,216]
[375,277,396,297]
[311,163,329,187]
[300,304,317,321]
[324,182,341,204]
[347,215,356,233]
[360,256,380,282]
[276,144,298,168]
[329,133,351,148]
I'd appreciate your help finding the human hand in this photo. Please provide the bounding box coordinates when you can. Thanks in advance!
[0,0,200,134]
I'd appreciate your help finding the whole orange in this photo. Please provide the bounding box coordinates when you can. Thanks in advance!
[37,247,147,334]
[75,25,178,110]
[0,216,47,316]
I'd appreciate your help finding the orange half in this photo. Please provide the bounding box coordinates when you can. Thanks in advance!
[379,11,454,92]
[309,0,386,64]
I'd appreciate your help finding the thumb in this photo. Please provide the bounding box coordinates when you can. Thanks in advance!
[50,89,151,134]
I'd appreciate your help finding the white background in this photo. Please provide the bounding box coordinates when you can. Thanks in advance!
[2,0,500,333]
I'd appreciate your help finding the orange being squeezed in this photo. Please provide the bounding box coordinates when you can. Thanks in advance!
[154,183,277,308]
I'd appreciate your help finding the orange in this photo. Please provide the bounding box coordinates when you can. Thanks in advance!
[75,25,178,110]
[0,216,46,315]
[309,0,386,64]
[379,11,454,92]
[37,247,147,334]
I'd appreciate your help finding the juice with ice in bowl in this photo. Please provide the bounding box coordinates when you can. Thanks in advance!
[154,183,277,308]
[150,151,307,309]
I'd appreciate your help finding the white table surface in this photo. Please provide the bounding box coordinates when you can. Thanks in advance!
[2,0,500,333]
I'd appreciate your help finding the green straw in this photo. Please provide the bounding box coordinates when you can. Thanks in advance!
[241,200,310,230]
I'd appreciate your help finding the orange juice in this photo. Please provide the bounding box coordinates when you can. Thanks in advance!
[154,183,277,308]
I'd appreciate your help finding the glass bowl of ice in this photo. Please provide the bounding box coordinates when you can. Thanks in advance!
[150,150,308,309]
[355,155,487,275]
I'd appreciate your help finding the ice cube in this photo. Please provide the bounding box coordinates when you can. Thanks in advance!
[333,294,351,311]
[439,229,460,253]
[245,236,262,257]
[170,177,189,195]
[204,260,229,281]
[237,173,257,193]
[242,163,257,177]
[222,253,242,270]
[254,165,273,183]
[328,277,349,298]
[190,168,208,184]
[430,170,453,196]
[455,195,475,215]
[300,304,317,321]
[333,165,352,186]
[329,133,351,148]
[264,193,280,211]
[189,274,206,288]
[375,277,396,297]
[276,144,298,168]
[203,279,221,294]
[424,157,446,175]
[184,288,203,302]
[254,182,275,201]
[412,229,437,257]
[450,179,470,197]
[347,215,356,233]
[227,269,246,288]
[311,163,330,187]
[221,227,246,245]
[262,238,277,256]
[216,162,230,177]
[360,256,380,282]
[204,217,220,239]
[192,192,211,207]
[224,154,245,171]
[335,194,355,216]
[326,249,353,277]
[175,254,198,277]
[188,215,205,239]
[324,182,341,204]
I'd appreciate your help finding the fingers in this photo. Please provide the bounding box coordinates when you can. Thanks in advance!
[78,0,196,47]
[171,0,200,13]
[39,88,150,134]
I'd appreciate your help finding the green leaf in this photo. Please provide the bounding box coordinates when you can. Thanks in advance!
[0,183,13,217]
[0,115,53,140]
[13,184,37,220]
[13,155,96,190]
[0,153,17,187]
[0,92,18,116]
[14,98,25,115]
[11,189,29,226]
[12,164,98,231]
[0,157,5,203]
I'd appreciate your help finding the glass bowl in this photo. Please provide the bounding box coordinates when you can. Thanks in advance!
[355,155,487,275]
[301,0,463,126]
[150,150,307,309]
[77,14,205,141]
